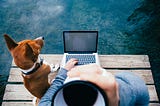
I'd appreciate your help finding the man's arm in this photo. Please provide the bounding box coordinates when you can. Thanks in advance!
[38,58,78,106]
[38,68,68,106]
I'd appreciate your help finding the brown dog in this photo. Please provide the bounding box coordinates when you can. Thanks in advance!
[4,34,59,104]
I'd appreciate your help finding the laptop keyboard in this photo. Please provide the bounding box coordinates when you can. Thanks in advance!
[66,54,96,65]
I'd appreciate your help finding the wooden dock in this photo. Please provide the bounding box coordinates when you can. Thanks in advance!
[2,54,160,106]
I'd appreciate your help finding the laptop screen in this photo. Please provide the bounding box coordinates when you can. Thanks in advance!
[63,31,98,53]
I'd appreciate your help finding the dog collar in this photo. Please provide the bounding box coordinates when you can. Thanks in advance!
[21,57,43,75]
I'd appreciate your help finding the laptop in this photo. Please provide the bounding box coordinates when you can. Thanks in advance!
[61,31,100,67]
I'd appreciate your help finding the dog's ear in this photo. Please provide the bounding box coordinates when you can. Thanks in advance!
[4,34,18,51]
[25,43,37,62]
[25,43,34,57]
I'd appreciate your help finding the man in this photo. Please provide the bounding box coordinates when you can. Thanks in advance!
[39,58,149,106]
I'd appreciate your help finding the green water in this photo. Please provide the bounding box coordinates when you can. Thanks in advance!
[0,0,160,104]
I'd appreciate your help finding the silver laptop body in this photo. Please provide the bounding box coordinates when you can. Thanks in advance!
[61,31,100,67]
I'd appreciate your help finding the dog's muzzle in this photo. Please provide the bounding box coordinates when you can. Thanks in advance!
[35,36,44,40]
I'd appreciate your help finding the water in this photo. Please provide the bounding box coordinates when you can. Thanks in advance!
[0,0,160,104]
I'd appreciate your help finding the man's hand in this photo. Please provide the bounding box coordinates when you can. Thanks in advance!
[64,58,78,71]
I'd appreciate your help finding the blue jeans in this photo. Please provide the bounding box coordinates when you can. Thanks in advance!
[115,72,149,106]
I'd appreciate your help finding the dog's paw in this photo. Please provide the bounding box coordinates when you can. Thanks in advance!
[32,97,37,106]
[50,64,60,72]
[32,97,40,106]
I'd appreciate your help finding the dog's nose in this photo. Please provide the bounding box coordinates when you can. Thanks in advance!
[36,36,44,40]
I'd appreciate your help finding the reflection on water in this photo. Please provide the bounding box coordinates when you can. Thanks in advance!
[0,0,160,104]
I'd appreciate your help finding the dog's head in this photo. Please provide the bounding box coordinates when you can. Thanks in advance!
[4,34,44,70]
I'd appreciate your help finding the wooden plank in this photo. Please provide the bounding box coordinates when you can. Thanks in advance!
[40,54,151,68]
[131,70,154,85]
[2,102,33,106]
[8,68,22,82]
[12,54,151,68]
[8,68,154,85]
[149,103,160,106]
[100,55,150,68]
[148,85,159,102]
[3,84,34,101]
